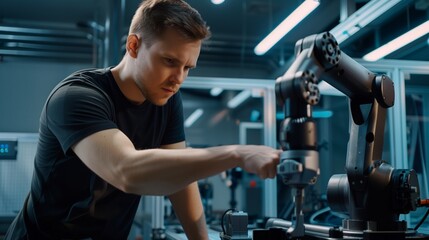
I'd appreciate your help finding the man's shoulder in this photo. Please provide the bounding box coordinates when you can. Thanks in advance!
[52,68,113,97]
[46,68,115,111]
[63,68,109,84]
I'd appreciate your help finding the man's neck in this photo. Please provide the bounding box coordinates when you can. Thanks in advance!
[111,62,146,105]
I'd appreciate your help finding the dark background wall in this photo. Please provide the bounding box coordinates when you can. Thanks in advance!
[0,59,91,132]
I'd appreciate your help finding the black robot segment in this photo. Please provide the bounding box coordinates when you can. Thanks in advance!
[253,32,429,240]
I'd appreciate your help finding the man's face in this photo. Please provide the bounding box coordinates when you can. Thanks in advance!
[132,28,202,106]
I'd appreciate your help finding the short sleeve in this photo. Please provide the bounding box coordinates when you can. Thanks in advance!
[44,82,117,153]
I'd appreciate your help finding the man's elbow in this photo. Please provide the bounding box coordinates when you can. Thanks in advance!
[115,170,182,196]
[117,177,170,196]
[109,152,186,195]
[113,160,161,195]
[115,174,137,194]
[108,154,141,194]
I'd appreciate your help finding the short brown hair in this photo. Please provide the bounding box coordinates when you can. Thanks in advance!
[129,0,211,46]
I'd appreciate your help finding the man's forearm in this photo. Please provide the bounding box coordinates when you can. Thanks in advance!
[168,182,209,240]
[73,129,280,196]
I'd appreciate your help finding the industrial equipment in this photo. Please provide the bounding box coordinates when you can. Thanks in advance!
[254,32,429,239]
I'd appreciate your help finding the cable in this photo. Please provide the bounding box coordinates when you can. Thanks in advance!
[413,199,429,231]
[309,207,331,225]
[221,208,236,234]
[413,208,429,231]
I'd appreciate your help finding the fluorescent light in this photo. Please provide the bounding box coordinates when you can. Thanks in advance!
[313,110,333,118]
[330,0,401,44]
[254,0,320,56]
[210,87,223,96]
[318,81,344,96]
[276,110,332,119]
[211,0,225,4]
[184,108,204,128]
[227,90,251,109]
[363,20,429,61]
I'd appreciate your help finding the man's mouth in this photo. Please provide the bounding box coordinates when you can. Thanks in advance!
[162,87,175,93]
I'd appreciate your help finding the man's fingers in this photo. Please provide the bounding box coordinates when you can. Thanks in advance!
[268,168,277,178]
[259,162,277,179]
[258,171,268,179]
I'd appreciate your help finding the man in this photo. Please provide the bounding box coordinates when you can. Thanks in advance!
[5,0,280,239]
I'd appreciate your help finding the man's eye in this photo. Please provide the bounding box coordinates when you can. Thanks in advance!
[165,58,174,65]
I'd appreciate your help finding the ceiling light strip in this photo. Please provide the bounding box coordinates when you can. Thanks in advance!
[184,108,204,128]
[363,20,429,61]
[211,0,225,5]
[227,90,252,109]
[330,0,401,44]
[210,87,224,96]
[254,0,320,56]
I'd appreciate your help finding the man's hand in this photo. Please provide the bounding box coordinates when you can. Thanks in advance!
[234,145,281,179]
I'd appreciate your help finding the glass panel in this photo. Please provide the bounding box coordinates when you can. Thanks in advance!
[180,87,265,225]
[405,73,429,233]
[275,94,351,222]
[182,88,264,147]
[275,79,393,225]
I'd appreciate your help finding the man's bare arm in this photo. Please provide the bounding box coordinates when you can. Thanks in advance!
[162,140,208,240]
[72,128,280,196]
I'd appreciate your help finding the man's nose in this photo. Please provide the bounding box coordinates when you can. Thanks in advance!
[171,68,186,84]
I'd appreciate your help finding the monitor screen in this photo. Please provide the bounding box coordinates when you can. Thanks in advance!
[0,140,18,160]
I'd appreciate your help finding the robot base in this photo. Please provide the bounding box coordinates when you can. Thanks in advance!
[252,219,429,240]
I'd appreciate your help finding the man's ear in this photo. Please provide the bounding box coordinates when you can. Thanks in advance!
[126,34,140,58]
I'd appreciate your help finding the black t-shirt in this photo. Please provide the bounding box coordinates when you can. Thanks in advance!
[29,68,185,239]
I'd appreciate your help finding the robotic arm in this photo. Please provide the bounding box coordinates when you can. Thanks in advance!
[270,32,422,239]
